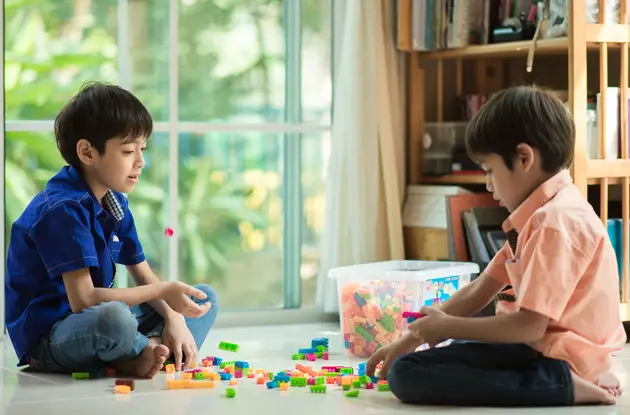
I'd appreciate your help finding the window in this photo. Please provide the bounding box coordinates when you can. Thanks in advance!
[3,0,331,311]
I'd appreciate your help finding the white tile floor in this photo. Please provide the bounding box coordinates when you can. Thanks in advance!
[0,323,629,414]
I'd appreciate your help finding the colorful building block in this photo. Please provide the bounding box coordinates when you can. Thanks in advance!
[305,353,316,361]
[275,375,291,383]
[298,347,317,354]
[346,390,359,397]
[226,387,236,398]
[194,372,205,380]
[280,382,289,391]
[229,379,238,385]
[292,353,305,360]
[290,377,307,387]
[115,385,131,394]
[342,384,351,391]
[72,372,90,380]
[378,383,390,392]
[218,341,239,352]
[266,381,278,389]
[311,337,329,349]
[310,385,326,393]
[353,380,362,388]
[366,382,374,390]
[219,372,232,380]
[114,379,135,390]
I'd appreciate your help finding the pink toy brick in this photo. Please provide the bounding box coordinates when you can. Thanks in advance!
[307,378,316,385]
[305,353,316,361]
[165,227,175,237]
[322,351,329,360]
[366,382,374,389]
[235,371,243,378]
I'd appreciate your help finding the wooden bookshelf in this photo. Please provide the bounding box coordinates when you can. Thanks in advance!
[398,0,630,320]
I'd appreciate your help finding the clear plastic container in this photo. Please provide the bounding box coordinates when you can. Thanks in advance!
[328,260,480,358]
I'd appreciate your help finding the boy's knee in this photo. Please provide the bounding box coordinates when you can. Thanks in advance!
[194,284,219,310]
[92,302,137,341]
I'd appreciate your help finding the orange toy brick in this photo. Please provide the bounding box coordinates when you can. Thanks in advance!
[183,372,193,379]
[190,381,215,389]
[280,383,289,391]
[229,379,238,385]
[257,377,265,385]
[115,385,131,394]
[248,373,255,379]
[164,364,175,373]
[114,379,135,391]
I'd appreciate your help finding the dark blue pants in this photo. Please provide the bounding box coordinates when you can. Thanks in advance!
[388,341,574,407]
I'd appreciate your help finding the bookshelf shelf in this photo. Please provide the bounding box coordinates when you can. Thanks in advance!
[422,174,486,185]
[418,38,569,60]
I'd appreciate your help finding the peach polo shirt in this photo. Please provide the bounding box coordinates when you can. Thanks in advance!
[485,169,626,382]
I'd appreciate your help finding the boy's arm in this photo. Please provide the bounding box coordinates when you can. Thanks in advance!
[126,260,183,322]
[415,226,587,345]
[62,267,168,312]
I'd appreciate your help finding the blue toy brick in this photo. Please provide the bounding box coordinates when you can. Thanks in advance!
[275,375,290,383]
[344,341,351,349]
[266,381,278,389]
[219,372,232,380]
[370,376,379,383]
[311,337,329,348]
[235,361,249,369]
[354,292,367,306]
[214,357,223,366]
[298,348,317,354]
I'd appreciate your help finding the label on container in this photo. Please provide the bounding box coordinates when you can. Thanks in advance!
[423,276,460,308]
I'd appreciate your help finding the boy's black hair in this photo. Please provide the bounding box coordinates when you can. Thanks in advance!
[465,85,575,172]
[54,82,153,171]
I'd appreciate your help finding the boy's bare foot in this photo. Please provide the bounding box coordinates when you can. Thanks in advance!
[572,371,616,405]
[597,371,623,397]
[112,344,170,379]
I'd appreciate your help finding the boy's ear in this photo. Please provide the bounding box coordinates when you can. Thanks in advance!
[515,143,535,171]
[76,139,96,166]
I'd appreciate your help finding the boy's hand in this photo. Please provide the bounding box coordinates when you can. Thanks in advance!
[408,306,448,347]
[365,334,421,380]
[161,281,211,318]
[162,316,197,371]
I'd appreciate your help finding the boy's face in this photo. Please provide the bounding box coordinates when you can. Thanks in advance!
[478,146,538,213]
[80,136,147,196]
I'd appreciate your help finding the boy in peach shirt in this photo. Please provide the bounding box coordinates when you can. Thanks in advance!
[367,86,626,406]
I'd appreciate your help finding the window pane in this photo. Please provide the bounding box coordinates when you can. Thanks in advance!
[177,132,283,308]
[301,132,330,306]
[126,132,171,279]
[5,1,118,120]
[5,132,64,233]
[178,0,284,123]
[4,0,169,121]
[302,0,332,125]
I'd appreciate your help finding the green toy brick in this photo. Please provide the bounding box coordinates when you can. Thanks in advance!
[316,352,323,358]
[220,360,235,369]
[290,377,307,387]
[326,372,337,377]
[340,368,353,375]
[194,372,205,380]
[226,387,236,398]
[355,325,374,342]
[353,380,362,388]
[346,390,359,397]
[72,372,90,380]
[378,383,390,392]
[310,385,326,393]
[360,375,369,384]
[378,314,395,332]
[342,384,350,391]
[218,341,239,352]
[292,353,305,360]
[316,345,327,352]
[315,377,325,385]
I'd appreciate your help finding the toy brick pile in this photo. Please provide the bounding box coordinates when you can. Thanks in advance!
[162,338,390,398]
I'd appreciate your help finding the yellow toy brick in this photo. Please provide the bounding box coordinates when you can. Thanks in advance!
[165,364,175,373]
[183,372,193,379]
[115,385,131,394]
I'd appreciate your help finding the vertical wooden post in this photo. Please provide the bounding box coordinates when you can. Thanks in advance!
[569,0,588,196]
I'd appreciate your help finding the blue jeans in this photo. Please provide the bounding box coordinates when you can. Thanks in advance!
[27,284,219,373]
[388,341,574,407]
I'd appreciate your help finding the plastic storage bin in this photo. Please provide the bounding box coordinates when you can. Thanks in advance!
[329,260,480,358]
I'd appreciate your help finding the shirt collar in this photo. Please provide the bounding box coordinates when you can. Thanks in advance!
[502,169,573,233]
[65,165,125,221]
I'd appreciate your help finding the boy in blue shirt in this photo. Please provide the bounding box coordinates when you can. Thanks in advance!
[5,82,219,379]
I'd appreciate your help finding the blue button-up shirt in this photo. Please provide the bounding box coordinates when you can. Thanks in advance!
[5,165,146,366]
